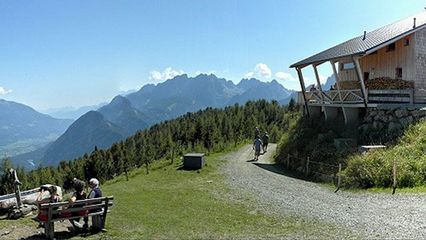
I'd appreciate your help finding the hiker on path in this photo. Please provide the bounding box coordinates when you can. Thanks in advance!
[253,136,263,161]
[255,127,260,139]
[262,132,269,153]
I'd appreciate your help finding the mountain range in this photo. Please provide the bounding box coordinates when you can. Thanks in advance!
[10,74,295,168]
[41,102,107,120]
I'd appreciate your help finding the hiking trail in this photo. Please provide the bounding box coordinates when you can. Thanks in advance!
[222,144,426,239]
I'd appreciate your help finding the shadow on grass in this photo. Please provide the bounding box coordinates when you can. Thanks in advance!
[176,165,202,172]
[23,229,103,240]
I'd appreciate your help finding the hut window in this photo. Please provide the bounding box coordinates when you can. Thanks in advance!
[387,43,396,52]
[404,38,410,46]
[395,68,402,79]
[363,72,370,80]
[343,62,355,70]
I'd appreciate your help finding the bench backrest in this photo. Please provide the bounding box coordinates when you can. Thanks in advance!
[39,196,114,217]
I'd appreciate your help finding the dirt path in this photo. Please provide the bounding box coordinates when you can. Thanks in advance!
[222,144,426,239]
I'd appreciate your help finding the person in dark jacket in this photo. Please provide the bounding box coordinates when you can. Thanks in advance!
[262,132,269,153]
[86,178,104,232]
[68,178,87,231]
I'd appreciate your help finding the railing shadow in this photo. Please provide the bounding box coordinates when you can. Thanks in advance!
[250,161,307,181]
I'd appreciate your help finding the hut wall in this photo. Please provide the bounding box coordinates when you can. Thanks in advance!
[337,35,415,83]
[414,27,426,103]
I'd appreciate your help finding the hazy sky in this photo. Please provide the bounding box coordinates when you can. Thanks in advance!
[0,0,424,110]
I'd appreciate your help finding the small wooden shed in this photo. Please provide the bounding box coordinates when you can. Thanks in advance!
[183,153,205,170]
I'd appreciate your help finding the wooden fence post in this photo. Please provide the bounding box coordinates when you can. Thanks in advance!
[305,157,310,177]
[392,159,397,195]
[335,163,342,193]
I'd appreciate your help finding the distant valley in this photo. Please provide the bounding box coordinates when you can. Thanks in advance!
[0,99,73,161]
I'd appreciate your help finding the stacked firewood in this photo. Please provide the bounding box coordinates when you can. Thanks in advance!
[365,77,414,89]
[335,78,414,90]
[338,81,360,90]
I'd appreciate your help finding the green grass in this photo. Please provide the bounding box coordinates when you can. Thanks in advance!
[0,217,34,228]
[343,119,426,189]
[89,147,350,239]
[0,145,353,239]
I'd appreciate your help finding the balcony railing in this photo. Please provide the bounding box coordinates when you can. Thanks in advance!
[300,88,414,105]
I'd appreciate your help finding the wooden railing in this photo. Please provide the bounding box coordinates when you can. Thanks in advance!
[303,89,364,104]
[300,88,414,105]
[367,89,413,104]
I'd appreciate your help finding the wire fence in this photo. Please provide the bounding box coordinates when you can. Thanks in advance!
[284,154,398,194]
[285,153,344,193]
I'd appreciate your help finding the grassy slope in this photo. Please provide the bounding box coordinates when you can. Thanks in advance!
[0,145,350,239]
[92,147,347,239]
[344,119,426,190]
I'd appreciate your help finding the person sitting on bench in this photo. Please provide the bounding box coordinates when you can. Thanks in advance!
[86,178,104,232]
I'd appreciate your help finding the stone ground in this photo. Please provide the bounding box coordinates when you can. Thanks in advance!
[0,216,99,239]
[222,144,426,239]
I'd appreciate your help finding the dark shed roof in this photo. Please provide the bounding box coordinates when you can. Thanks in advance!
[290,11,426,68]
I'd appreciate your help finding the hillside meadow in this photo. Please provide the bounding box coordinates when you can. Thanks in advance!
[0,146,345,239]
[96,149,344,239]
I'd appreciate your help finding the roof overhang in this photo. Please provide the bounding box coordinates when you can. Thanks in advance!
[290,16,426,69]
[364,23,426,55]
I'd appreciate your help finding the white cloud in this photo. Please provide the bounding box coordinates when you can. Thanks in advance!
[254,63,272,78]
[0,86,12,95]
[275,72,297,81]
[243,63,273,79]
[149,67,184,81]
[244,72,254,78]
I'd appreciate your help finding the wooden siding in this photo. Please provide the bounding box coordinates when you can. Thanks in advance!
[337,35,415,82]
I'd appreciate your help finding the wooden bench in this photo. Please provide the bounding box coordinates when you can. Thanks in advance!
[35,196,114,239]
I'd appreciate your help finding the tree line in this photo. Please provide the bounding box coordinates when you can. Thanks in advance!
[0,100,298,195]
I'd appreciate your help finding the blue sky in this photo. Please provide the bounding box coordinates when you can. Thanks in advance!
[0,0,424,110]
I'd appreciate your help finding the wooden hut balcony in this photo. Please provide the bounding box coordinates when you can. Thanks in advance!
[300,87,414,106]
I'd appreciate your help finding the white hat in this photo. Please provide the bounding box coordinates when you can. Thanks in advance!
[89,178,99,187]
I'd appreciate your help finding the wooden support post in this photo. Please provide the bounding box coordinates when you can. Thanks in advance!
[335,163,342,193]
[392,159,397,195]
[305,157,310,177]
[296,67,310,117]
[330,61,344,103]
[330,61,348,124]
[313,64,324,104]
[352,56,368,108]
